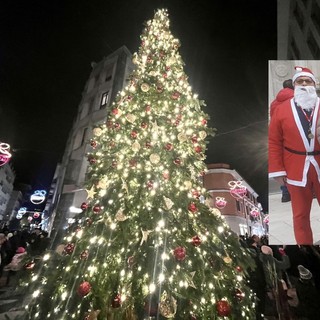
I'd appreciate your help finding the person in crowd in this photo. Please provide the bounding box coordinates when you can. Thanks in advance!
[3,246,27,272]
[246,237,267,320]
[293,264,320,319]
[260,245,292,319]
[269,66,320,245]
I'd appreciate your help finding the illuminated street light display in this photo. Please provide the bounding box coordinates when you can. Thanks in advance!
[0,142,12,166]
[30,190,47,205]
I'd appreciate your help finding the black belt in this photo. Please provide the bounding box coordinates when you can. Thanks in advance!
[285,147,320,156]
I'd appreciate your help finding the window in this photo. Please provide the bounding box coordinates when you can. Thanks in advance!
[100,92,109,109]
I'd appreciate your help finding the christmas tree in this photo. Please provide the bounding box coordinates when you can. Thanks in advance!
[25,9,256,320]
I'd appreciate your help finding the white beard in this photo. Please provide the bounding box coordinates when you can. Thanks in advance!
[294,86,318,110]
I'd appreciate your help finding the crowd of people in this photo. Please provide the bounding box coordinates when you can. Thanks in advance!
[241,234,320,320]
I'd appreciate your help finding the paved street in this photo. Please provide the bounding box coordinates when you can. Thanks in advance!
[268,178,320,245]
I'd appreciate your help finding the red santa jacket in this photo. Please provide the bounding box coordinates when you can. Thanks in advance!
[270,87,294,118]
[269,97,320,186]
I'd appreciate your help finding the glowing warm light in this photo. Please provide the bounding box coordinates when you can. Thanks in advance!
[0,142,12,166]
[30,190,47,204]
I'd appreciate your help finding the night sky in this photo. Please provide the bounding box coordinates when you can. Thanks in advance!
[0,0,277,211]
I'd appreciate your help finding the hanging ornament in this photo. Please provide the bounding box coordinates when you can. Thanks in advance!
[77,281,92,297]
[114,122,121,130]
[223,256,232,264]
[132,141,141,152]
[171,91,180,100]
[86,218,93,226]
[165,143,173,151]
[215,197,227,209]
[131,131,138,139]
[150,153,160,164]
[187,271,197,289]
[235,266,242,272]
[191,189,200,199]
[111,294,122,308]
[177,132,187,142]
[216,300,231,317]
[64,243,75,255]
[250,207,260,218]
[141,83,150,92]
[156,84,164,93]
[127,255,135,268]
[159,291,177,318]
[106,120,113,128]
[90,139,97,148]
[112,108,119,115]
[145,104,151,113]
[140,229,152,245]
[147,180,154,189]
[80,250,89,260]
[194,146,202,153]
[191,135,198,143]
[191,235,201,247]
[188,202,198,213]
[30,190,47,205]
[86,186,96,200]
[173,246,186,261]
[129,158,137,167]
[163,170,170,180]
[174,158,181,165]
[93,128,102,136]
[112,160,117,168]
[126,114,137,123]
[201,119,207,126]
[234,288,245,302]
[199,131,207,140]
[163,196,174,210]
[228,180,247,199]
[93,205,102,214]
[115,209,128,221]
[145,141,152,148]
[81,202,89,210]
[141,122,148,129]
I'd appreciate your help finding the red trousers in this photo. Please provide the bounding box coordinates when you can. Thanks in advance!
[287,165,320,244]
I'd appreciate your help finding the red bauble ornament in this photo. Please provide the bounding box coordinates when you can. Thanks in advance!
[163,171,170,180]
[93,205,101,214]
[174,158,181,165]
[88,157,97,165]
[201,119,207,125]
[188,202,198,213]
[216,300,231,316]
[191,136,198,143]
[112,108,119,115]
[174,120,180,126]
[147,180,154,189]
[114,122,121,130]
[191,235,201,247]
[173,246,186,261]
[86,218,93,226]
[157,85,163,93]
[111,294,122,308]
[81,202,88,210]
[145,141,152,148]
[192,190,200,199]
[90,140,97,148]
[77,281,92,297]
[131,131,138,139]
[165,143,173,151]
[64,243,75,255]
[126,95,133,101]
[163,72,167,78]
[171,91,180,100]
[141,122,148,129]
[80,250,89,260]
[194,146,202,153]
[127,256,135,268]
[235,265,242,272]
[112,160,117,168]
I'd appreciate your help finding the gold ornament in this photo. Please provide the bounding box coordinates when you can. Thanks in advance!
[132,141,141,152]
[149,70,157,77]
[126,114,137,123]
[223,256,232,264]
[55,244,65,256]
[177,132,187,142]
[93,128,102,137]
[150,153,160,164]
[140,229,153,245]
[163,196,174,210]
[141,83,150,92]
[159,291,177,318]
[86,186,96,200]
[115,209,128,221]
[184,181,192,189]
[199,130,207,140]
[187,271,197,289]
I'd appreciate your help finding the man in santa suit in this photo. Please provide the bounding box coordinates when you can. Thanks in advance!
[269,66,320,245]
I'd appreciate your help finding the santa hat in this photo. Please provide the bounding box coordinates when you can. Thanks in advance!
[261,245,273,256]
[292,66,316,84]
[298,265,312,280]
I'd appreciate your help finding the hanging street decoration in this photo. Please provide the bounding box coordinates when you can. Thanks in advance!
[215,197,227,209]
[0,142,12,166]
[30,190,47,205]
[228,180,247,199]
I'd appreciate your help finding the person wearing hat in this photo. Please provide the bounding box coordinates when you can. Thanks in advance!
[269,66,320,245]
[293,264,320,319]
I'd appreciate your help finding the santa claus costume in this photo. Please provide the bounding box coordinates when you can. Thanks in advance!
[269,66,320,245]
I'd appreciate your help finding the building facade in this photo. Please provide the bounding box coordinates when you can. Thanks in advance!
[49,46,134,235]
[203,163,266,237]
[0,163,15,222]
[278,0,320,59]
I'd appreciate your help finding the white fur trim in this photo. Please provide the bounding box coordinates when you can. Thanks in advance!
[292,71,316,84]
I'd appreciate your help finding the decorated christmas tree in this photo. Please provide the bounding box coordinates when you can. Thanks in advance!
[25,9,256,320]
